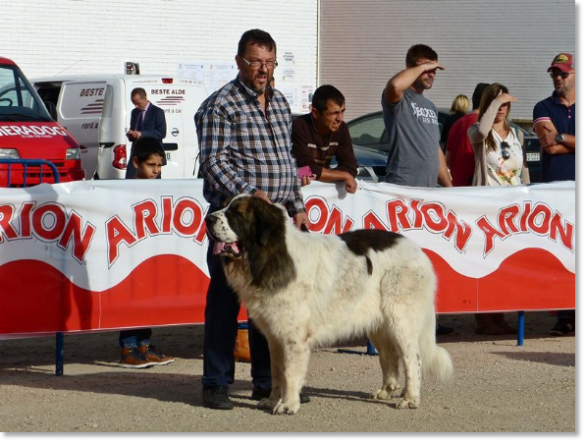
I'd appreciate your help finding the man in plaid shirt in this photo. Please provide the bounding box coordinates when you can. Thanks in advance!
[195,29,309,410]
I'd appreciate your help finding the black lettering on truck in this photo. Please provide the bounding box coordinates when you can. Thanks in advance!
[80,88,105,97]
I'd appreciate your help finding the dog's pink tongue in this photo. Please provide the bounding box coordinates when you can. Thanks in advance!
[213,241,226,255]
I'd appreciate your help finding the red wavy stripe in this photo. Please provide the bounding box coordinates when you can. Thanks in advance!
[1,255,247,335]
[0,249,575,334]
[427,248,575,313]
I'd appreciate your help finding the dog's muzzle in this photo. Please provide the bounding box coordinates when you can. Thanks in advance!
[205,212,242,257]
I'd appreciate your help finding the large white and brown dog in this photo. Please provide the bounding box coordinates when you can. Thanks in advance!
[206,195,453,415]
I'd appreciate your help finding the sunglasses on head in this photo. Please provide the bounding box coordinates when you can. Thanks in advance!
[550,71,570,79]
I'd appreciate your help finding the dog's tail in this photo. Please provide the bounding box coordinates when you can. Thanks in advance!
[422,344,453,382]
[420,317,454,382]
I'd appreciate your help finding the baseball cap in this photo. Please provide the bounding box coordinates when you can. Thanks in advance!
[547,53,575,73]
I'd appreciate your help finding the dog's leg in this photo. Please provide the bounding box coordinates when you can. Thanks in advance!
[273,338,310,415]
[379,264,428,409]
[393,332,421,409]
[257,337,283,411]
[368,329,400,400]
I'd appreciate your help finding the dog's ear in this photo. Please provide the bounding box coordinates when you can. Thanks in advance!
[252,198,283,246]
[254,201,273,246]
[258,222,272,246]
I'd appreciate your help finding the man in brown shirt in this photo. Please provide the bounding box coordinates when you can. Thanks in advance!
[292,85,358,193]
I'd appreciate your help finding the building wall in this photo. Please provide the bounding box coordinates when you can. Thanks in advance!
[319,0,575,120]
[0,0,318,112]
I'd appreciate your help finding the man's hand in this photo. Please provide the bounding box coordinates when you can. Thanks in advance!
[293,212,310,231]
[252,190,272,204]
[300,175,316,187]
[533,120,574,154]
[438,147,452,187]
[315,169,357,193]
[126,130,142,141]
[416,60,445,73]
[345,176,358,193]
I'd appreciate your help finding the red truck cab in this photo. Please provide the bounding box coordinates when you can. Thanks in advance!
[0,57,84,186]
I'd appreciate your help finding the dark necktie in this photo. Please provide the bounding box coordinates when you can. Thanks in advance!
[136,110,145,131]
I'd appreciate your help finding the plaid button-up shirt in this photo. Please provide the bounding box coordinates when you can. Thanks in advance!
[195,77,305,215]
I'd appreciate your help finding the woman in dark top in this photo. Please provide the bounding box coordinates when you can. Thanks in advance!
[440,94,469,150]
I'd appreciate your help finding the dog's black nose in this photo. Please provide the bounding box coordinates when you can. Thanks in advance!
[205,213,218,225]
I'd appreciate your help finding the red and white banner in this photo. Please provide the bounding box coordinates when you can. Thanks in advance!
[0,180,575,336]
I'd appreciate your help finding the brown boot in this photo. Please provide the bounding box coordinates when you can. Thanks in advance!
[138,345,175,366]
[120,347,155,369]
[491,313,517,334]
[474,314,506,335]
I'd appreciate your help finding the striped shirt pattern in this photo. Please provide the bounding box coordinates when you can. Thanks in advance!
[195,77,305,215]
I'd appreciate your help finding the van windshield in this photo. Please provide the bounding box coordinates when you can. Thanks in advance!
[0,64,52,122]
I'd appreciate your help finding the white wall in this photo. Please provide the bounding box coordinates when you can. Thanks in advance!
[2,0,576,119]
[319,0,575,120]
[0,0,318,112]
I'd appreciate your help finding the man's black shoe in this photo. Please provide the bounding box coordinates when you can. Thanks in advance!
[436,324,455,336]
[550,320,575,336]
[251,386,311,404]
[202,386,234,410]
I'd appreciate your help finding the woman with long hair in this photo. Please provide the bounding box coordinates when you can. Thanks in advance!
[469,83,530,186]
[467,83,530,335]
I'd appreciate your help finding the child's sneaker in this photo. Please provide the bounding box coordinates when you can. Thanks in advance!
[138,345,175,366]
[120,347,155,369]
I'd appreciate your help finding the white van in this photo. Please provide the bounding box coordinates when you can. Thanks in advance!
[31,75,208,179]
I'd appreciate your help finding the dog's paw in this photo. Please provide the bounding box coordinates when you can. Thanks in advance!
[396,397,420,410]
[370,383,399,400]
[369,389,389,400]
[273,401,300,415]
[257,398,278,410]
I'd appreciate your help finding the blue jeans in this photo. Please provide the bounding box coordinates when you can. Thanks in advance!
[119,329,152,348]
[201,239,271,390]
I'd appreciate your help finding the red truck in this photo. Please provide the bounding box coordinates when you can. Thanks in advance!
[0,56,84,186]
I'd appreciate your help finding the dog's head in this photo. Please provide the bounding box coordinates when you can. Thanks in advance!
[206,195,295,289]
[206,195,296,291]
[206,195,287,258]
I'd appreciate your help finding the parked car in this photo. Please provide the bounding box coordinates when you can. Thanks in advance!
[347,110,541,183]
[331,144,388,183]
[0,56,84,187]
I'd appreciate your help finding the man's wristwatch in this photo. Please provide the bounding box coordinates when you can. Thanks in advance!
[555,133,565,144]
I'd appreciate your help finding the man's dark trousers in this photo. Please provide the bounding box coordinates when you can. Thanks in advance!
[202,238,272,390]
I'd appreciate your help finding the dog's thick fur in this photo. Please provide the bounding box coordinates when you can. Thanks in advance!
[206,195,453,415]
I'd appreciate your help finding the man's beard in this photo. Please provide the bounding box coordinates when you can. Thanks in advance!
[555,84,568,96]
[242,75,267,94]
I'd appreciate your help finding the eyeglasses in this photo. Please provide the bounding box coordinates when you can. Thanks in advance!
[550,71,570,79]
[241,57,278,69]
[501,141,511,160]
